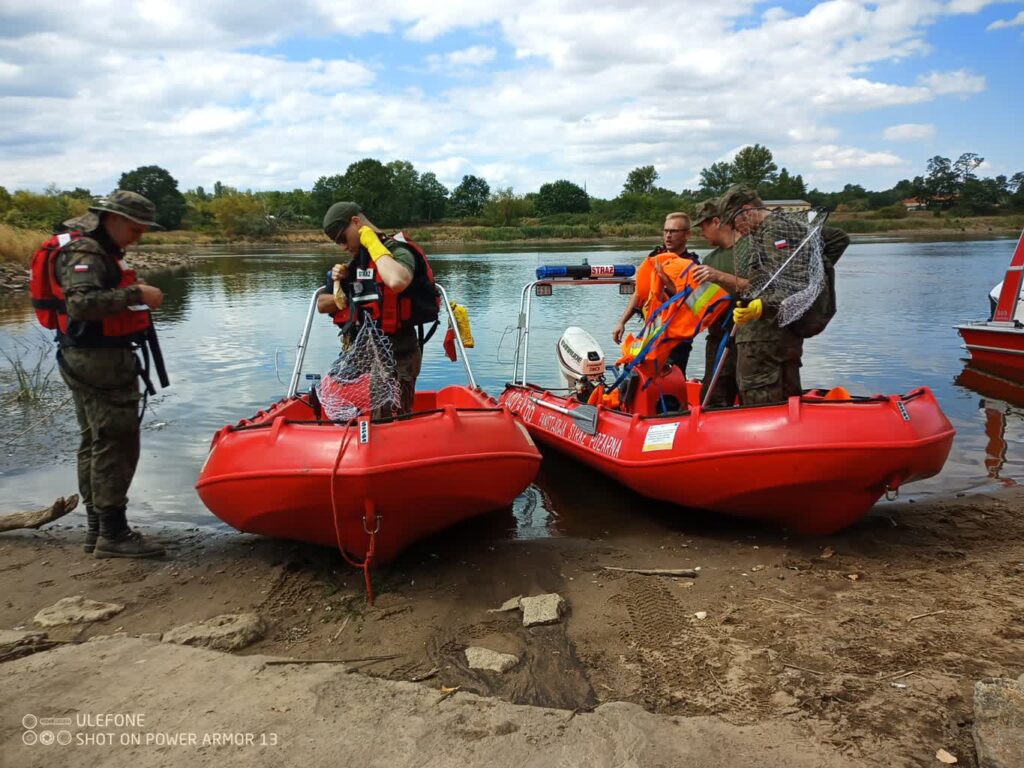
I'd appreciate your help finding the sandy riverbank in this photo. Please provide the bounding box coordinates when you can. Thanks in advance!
[2,486,1022,767]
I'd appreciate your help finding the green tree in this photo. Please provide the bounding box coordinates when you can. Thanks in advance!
[924,156,957,205]
[311,174,346,220]
[698,162,733,196]
[117,165,187,229]
[535,179,590,216]
[483,187,531,226]
[342,158,393,220]
[450,174,490,217]
[763,168,807,200]
[384,160,420,225]
[953,152,983,186]
[622,165,658,195]
[416,172,448,222]
[731,144,778,188]
[209,193,277,237]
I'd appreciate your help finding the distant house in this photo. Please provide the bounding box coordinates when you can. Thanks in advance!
[763,199,811,213]
[902,197,927,211]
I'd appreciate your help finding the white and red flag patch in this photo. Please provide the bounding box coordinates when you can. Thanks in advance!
[773,239,789,250]
[74,264,90,272]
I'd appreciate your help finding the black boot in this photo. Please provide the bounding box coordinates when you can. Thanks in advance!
[84,506,99,554]
[94,507,164,559]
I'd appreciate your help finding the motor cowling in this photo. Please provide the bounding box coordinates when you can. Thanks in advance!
[557,327,605,396]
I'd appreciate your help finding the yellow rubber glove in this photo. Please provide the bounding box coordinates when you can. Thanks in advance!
[733,298,763,326]
[359,225,392,263]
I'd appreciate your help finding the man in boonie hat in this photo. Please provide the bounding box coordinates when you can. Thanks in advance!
[53,189,166,558]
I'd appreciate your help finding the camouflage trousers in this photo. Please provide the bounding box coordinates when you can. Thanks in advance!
[372,342,422,418]
[700,329,738,407]
[58,348,141,514]
[735,335,803,406]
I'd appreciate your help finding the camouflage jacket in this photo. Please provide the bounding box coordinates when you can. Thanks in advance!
[56,224,143,326]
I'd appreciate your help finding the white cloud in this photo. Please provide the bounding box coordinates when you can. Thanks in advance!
[426,45,497,73]
[987,10,1024,30]
[917,69,986,95]
[804,145,906,170]
[883,123,936,141]
[0,1,1005,196]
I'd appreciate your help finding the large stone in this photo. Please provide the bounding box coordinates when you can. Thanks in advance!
[520,593,565,627]
[465,646,520,673]
[162,613,266,651]
[33,596,124,627]
[974,677,1024,768]
[0,637,863,768]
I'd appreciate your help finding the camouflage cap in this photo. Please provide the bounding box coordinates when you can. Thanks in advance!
[718,185,762,219]
[323,201,362,241]
[89,190,163,229]
[692,198,721,227]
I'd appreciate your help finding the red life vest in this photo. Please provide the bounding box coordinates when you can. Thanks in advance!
[29,231,151,345]
[332,232,440,336]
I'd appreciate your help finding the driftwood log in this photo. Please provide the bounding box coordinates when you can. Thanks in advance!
[0,495,79,533]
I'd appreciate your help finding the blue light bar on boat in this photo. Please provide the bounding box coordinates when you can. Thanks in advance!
[535,264,636,280]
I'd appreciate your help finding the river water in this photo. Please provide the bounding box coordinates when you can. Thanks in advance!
[1,236,1021,537]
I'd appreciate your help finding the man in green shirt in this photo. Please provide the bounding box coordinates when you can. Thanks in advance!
[318,201,422,415]
[690,198,749,406]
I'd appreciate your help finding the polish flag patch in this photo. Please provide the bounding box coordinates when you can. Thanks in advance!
[774,239,789,250]
[74,264,90,272]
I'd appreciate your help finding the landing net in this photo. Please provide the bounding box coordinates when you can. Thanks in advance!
[737,209,828,328]
[317,321,401,422]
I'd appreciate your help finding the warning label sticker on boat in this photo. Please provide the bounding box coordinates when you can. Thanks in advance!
[642,422,678,452]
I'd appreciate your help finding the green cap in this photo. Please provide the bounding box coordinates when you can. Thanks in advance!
[323,201,362,240]
[718,185,762,219]
[89,190,163,229]
[692,198,721,227]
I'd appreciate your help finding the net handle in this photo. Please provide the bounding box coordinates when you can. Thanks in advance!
[748,209,829,301]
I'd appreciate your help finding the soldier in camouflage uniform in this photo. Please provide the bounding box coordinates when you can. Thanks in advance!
[56,191,166,558]
[690,199,750,407]
[317,201,423,415]
[719,186,849,405]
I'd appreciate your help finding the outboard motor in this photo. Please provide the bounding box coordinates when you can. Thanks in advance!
[557,326,605,401]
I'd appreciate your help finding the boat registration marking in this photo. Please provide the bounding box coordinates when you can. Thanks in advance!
[359,420,370,443]
[643,422,678,452]
[896,401,911,422]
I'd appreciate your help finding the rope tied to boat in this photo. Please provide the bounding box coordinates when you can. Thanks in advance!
[329,415,380,604]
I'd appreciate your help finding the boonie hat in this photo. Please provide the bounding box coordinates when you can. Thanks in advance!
[692,199,721,227]
[89,190,163,229]
[718,185,762,219]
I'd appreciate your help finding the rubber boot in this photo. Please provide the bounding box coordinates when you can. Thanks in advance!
[94,508,164,559]
[84,506,99,554]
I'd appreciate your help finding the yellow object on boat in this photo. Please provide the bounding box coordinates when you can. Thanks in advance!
[451,301,475,348]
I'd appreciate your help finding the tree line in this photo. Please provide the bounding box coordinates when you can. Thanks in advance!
[2,145,1022,236]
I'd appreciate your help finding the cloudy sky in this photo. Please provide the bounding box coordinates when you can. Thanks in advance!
[1,0,1021,198]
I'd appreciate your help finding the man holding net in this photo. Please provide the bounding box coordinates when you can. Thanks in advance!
[719,186,849,405]
[317,201,422,417]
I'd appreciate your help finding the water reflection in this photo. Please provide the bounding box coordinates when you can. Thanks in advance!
[954,364,1024,487]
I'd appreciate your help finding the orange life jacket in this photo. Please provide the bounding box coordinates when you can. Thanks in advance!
[332,232,440,338]
[619,256,730,374]
[635,248,697,317]
[30,231,151,346]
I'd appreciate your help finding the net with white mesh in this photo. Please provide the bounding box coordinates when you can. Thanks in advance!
[737,208,828,328]
[316,320,402,422]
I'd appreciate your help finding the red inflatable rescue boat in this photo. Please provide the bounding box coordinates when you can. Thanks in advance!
[196,284,541,586]
[501,264,955,535]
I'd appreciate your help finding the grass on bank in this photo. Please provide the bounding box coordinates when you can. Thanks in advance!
[0,223,47,265]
